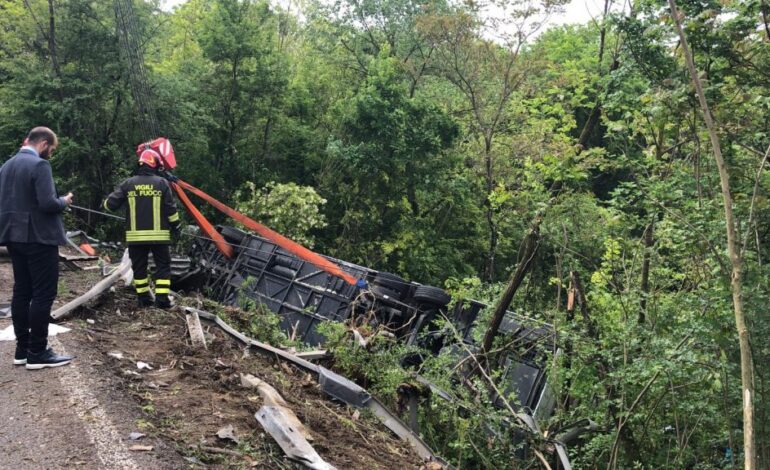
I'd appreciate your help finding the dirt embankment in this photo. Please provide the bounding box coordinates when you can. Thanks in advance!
[1,256,426,469]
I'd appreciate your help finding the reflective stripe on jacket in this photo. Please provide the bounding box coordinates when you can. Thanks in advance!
[104,167,180,245]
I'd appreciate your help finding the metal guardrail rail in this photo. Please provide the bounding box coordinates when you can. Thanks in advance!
[186,307,452,467]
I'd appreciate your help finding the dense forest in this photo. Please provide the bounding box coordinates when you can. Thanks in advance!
[1,0,769,467]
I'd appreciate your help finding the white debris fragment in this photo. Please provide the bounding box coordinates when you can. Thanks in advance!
[216,424,240,444]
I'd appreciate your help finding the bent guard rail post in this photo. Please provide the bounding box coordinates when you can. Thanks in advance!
[176,179,358,286]
[171,182,234,259]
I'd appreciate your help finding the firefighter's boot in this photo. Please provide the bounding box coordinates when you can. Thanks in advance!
[134,277,153,308]
[155,279,172,309]
[137,293,154,308]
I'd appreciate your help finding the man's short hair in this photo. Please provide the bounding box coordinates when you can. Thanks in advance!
[26,127,58,146]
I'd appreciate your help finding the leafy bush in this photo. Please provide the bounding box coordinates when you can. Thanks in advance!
[234,181,327,248]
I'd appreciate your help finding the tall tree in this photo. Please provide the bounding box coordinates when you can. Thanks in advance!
[668,1,756,466]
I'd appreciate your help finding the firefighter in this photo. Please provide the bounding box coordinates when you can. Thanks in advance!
[104,148,181,308]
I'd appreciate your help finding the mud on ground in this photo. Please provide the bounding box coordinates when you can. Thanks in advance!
[70,289,424,469]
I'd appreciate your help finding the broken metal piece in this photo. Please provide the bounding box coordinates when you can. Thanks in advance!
[318,368,370,408]
[192,307,453,468]
[255,406,336,470]
[186,311,207,349]
[51,250,132,320]
[240,373,314,442]
[294,350,328,361]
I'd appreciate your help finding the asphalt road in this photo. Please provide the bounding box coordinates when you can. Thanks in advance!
[0,259,183,470]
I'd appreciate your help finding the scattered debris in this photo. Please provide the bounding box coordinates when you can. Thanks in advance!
[215,425,240,444]
[255,406,336,470]
[107,351,124,360]
[129,432,146,441]
[0,324,71,342]
[86,319,96,325]
[240,373,313,441]
[186,310,207,349]
[128,445,153,452]
[136,361,154,371]
[192,307,449,465]
[51,250,132,320]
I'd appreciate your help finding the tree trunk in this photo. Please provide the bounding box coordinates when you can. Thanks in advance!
[480,216,541,358]
[562,274,576,414]
[484,136,497,282]
[47,0,61,77]
[639,218,654,325]
[668,1,756,467]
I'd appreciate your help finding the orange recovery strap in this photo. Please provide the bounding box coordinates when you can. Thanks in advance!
[175,179,359,286]
[171,182,234,259]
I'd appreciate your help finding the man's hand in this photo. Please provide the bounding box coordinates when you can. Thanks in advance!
[62,192,74,206]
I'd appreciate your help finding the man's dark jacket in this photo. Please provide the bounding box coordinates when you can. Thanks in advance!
[0,148,68,246]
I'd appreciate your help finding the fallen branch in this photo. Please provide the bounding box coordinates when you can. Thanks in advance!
[199,445,244,458]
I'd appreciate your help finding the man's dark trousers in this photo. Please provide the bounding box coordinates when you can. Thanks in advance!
[8,242,59,353]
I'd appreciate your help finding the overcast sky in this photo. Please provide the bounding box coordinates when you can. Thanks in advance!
[160,0,608,30]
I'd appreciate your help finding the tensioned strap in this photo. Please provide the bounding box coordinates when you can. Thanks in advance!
[175,179,357,286]
[171,183,234,258]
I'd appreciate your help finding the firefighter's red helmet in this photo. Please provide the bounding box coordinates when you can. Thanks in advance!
[138,148,162,168]
[135,137,176,170]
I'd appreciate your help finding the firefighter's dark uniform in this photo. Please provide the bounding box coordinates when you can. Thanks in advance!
[104,165,180,307]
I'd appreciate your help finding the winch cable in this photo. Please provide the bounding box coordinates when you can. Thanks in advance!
[69,204,126,221]
[114,0,160,140]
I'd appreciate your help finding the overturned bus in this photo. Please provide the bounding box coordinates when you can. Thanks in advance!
[188,225,558,426]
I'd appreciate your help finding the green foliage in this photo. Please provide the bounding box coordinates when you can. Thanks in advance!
[235,181,327,247]
[3,0,770,466]
[317,321,411,402]
[201,295,293,348]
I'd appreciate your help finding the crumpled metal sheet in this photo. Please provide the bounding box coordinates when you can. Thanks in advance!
[255,406,336,470]
[318,368,371,408]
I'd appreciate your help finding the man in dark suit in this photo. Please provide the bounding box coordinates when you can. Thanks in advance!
[0,127,74,370]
